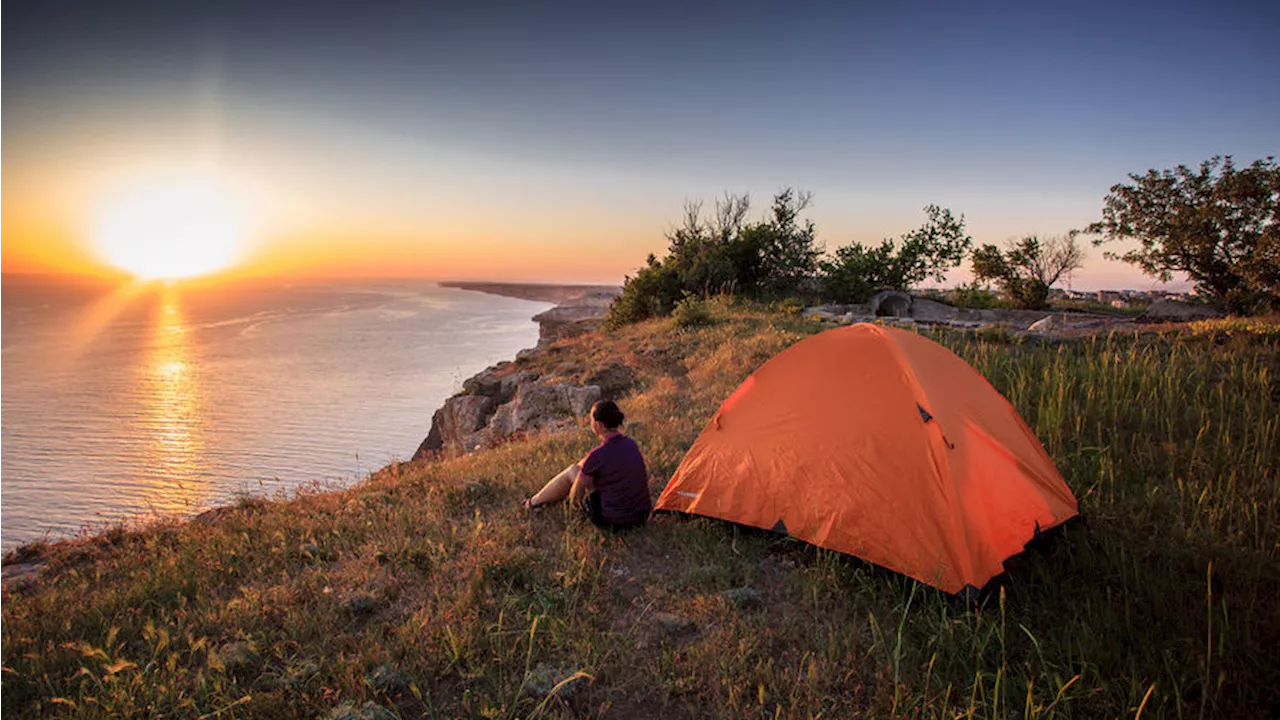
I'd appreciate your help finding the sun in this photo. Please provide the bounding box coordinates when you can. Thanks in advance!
[93,173,248,280]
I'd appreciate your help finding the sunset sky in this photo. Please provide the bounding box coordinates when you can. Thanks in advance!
[4,0,1278,288]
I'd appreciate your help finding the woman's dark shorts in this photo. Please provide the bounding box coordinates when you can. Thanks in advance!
[580,493,648,531]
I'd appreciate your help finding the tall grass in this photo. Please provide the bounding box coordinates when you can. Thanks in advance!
[3,306,1276,718]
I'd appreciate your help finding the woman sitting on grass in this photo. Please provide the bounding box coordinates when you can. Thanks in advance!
[522,400,651,529]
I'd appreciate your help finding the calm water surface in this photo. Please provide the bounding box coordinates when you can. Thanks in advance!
[1,277,549,551]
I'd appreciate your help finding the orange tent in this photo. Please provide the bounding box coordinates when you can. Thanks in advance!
[655,323,1078,595]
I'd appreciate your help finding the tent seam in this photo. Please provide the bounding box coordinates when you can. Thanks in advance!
[871,324,978,588]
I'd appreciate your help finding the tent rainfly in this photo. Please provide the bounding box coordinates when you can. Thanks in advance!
[655,323,1078,595]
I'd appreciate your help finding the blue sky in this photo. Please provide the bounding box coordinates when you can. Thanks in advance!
[5,0,1278,286]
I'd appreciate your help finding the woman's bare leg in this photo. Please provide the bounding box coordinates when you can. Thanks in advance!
[530,463,580,506]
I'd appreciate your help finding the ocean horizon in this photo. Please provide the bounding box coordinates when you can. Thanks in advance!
[0,276,551,552]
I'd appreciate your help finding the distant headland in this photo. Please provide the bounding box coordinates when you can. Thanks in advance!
[440,281,621,306]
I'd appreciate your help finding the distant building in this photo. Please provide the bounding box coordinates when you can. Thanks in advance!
[1097,290,1122,304]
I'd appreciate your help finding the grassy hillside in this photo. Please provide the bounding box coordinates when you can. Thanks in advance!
[3,302,1278,719]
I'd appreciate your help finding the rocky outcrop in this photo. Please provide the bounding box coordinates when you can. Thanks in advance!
[803,295,1132,333]
[442,282,620,347]
[414,288,626,459]
[487,382,601,437]
[531,289,620,345]
[582,362,638,398]
[415,362,607,457]
[1026,315,1065,334]
[1141,299,1224,322]
[802,304,872,323]
[420,395,495,454]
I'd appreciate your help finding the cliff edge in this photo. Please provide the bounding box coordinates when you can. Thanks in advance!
[416,283,624,458]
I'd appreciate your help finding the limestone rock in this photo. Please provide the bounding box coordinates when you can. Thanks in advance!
[415,395,493,456]
[1142,299,1224,322]
[413,289,626,459]
[802,304,853,321]
[366,664,409,694]
[532,291,615,343]
[1027,315,1064,334]
[721,587,763,609]
[908,298,962,323]
[563,384,603,417]
[327,701,397,720]
[461,363,506,397]
[419,373,606,456]
[416,365,551,456]
[458,363,538,401]
[487,383,601,437]
[838,305,875,324]
[583,362,636,400]
[500,370,540,399]
[443,395,495,440]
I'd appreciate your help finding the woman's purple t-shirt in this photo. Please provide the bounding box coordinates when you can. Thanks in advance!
[582,433,651,524]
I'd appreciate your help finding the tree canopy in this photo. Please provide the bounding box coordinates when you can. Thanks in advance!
[1085,156,1280,314]
[820,205,971,304]
[971,234,1085,310]
[606,189,822,326]
[608,193,973,326]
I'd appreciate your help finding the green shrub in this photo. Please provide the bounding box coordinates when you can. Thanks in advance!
[820,205,971,303]
[608,189,820,326]
[671,296,716,328]
[950,282,1005,309]
[605,257,682,328]
[770,297,806,316]
[970,234,1085,310]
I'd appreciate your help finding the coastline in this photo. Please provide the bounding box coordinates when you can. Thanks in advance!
[410,282,621,459]
[441,279,621,352]
[439,280,620,306]
[1,282,617,582]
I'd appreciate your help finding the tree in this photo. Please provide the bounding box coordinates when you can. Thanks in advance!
[1085,156,1280,314]
[820,205,971,303]
[607,188,822,326]
[971,234,1085,310]
[605,253,682,327]
[757,188,822,295]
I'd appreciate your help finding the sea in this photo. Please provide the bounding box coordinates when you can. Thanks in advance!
[0,276,550,553]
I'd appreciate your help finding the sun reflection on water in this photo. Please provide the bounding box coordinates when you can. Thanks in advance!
[140,286,210,514]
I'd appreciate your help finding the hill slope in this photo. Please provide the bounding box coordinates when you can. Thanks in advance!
[3,302,1278,719]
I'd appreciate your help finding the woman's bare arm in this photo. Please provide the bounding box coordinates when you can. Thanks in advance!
[569,471,595,504]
